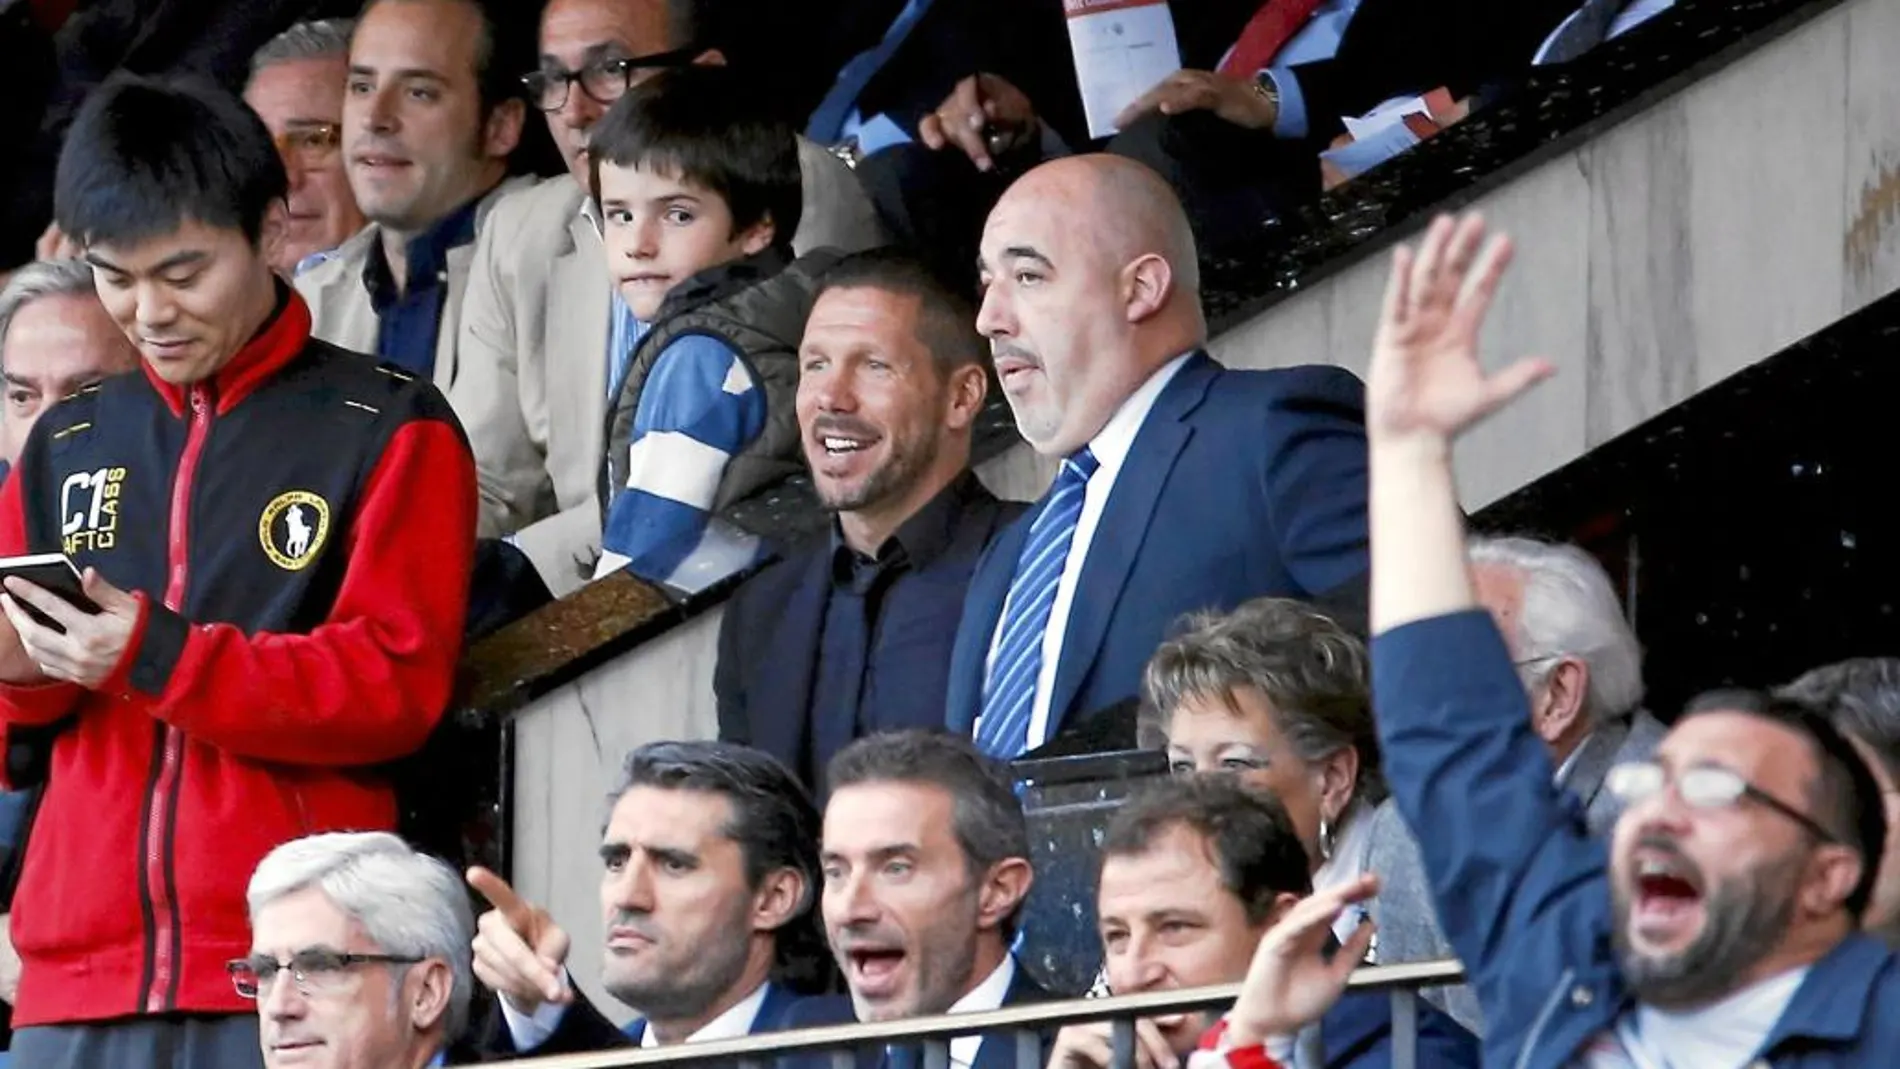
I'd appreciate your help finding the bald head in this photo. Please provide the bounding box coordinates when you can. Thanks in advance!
[975,155,1207,455]
[997,156,1202,296]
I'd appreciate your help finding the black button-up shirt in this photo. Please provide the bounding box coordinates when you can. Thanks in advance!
[715,470,1019,794]
[362,197,480,379]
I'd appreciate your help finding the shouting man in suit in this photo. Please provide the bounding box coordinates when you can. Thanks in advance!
[466,741,826,1057]
[949,154,1369,758]
[786,731,1050,1067]
[716,249,1020,794]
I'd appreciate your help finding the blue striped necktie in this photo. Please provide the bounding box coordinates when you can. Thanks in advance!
[975,448,1100,758]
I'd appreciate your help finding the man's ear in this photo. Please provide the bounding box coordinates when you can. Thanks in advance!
[976,857,1033,933]
[1121,253,1173,325]
[736,214,777,257]
[943,362,988,431]
[753,866,809,933]
[483,98,527,160]
[1262,890,1302,930]
[1533,658,1591,750]
[408,957,454,1032]
[1802,844,1865,919]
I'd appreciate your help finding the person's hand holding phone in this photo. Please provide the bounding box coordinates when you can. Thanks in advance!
[0,568,142,689]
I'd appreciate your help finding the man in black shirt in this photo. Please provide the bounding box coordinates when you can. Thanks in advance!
[716,249,1019,793]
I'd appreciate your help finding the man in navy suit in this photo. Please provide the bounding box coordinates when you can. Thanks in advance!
[949,154,1370,758]
[1049,775,1477,1069]
[717,250,1023,795]
[783,731,1052,1069]
[464,741,827,1057]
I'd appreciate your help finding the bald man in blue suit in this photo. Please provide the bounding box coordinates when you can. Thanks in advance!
[948,155,1370,758]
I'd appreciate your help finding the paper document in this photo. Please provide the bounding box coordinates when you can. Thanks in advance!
[1064,0,1183,139]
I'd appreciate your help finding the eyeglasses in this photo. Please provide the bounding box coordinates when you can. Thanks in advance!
[521,49,699,112]
[273,123,342,168]
[1605,760,1841,844]
[228,948,423,999]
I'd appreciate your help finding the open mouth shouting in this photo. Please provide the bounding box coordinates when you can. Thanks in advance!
[1626,842,1706,948]
[841,939,909,1003]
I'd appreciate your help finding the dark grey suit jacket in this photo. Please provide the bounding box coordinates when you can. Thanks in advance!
[1363,709,1668,1035]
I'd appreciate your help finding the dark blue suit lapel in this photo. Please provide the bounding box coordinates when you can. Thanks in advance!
[945,513,1035,733]
[752,981,797,1034]
[755,551,832,772]
[1044,354,1219,733]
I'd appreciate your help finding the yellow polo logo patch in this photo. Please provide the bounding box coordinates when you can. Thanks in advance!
[259,491,331,571]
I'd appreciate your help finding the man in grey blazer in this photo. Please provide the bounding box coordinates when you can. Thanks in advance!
[1364,533,1663,1035]
[451,0,885,595]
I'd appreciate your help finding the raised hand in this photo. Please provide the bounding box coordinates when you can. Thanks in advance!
[468,866,573,1013]
[1366,213,1553,445]
[1224,874,1381,1046]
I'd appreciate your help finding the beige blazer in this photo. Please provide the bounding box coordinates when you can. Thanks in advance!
[451,137,886,595]
[293,175,538,394]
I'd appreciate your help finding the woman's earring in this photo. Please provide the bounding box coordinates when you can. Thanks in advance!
[1318,815,1336,862]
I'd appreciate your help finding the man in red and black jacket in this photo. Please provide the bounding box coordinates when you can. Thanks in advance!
[0,72,476,1068]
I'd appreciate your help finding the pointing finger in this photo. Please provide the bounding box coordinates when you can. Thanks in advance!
[467,866,533,929]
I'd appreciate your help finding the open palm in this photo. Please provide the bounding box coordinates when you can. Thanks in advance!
[1367,213,1553,443]
[1225,875,1381,1046]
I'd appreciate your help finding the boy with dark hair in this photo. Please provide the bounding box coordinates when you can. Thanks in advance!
[0,73,475,1069]
[589,64,843,583]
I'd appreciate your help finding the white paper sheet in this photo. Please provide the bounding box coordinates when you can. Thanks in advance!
[1063,0,1183,139]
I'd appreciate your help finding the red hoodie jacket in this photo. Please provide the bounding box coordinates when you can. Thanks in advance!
[0,291,475,1025]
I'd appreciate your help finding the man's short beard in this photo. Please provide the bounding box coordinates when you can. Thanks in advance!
[604,901,756,1023]
[1613,848,1803,1009]
[819,434,938,516]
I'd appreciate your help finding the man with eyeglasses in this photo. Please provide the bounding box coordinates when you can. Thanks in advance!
[449,0,883,596]
[242,832,475,1069]
[244,19,370,279]
[1351,212,1900,1067]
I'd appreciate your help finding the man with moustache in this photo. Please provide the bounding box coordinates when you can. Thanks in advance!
[452,0,882,596]
[948,155,1369,757]
[244,19,369,278]
[785,730,1050,1068]
[715,250,1018,795]
[1359,213,1900,1067]
[295,0,531,393]
[466,741,825,1056]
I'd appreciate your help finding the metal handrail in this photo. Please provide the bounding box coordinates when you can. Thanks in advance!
[496,959,1468,1069]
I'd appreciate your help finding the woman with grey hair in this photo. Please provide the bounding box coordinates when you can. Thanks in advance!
[1141,597,1385,892]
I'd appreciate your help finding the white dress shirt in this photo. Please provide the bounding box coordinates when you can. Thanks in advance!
[981,352,1194,753]
[500,971,772,1052]
[945,955,1018,1069]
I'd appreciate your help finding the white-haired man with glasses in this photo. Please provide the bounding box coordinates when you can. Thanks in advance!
[239,832,474,1069]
